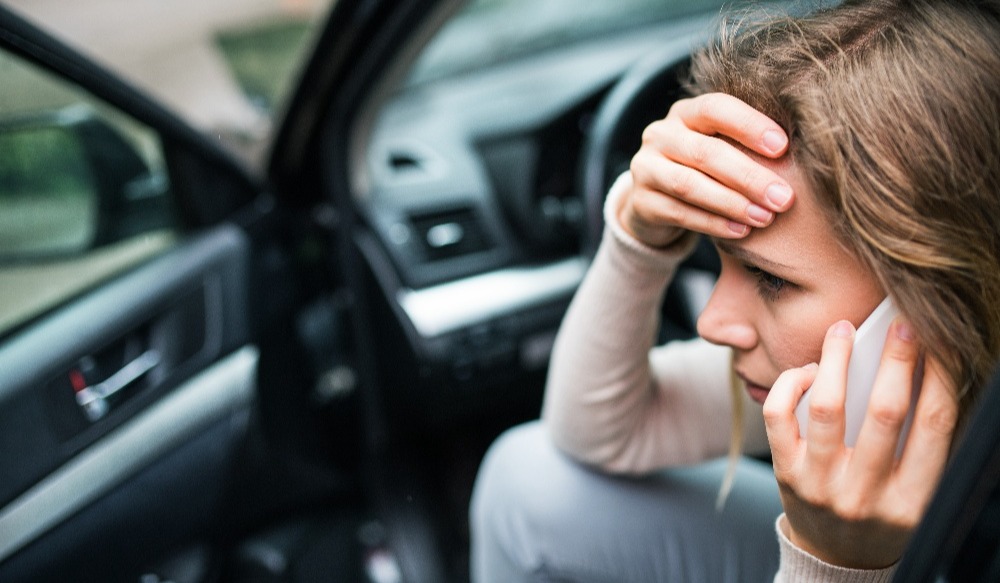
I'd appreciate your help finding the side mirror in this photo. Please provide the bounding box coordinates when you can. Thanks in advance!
[0,106,172,261]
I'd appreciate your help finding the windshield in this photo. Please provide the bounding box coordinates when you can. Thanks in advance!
[4,0,335,164]
[410,0,731,84]
[4,0,734,161]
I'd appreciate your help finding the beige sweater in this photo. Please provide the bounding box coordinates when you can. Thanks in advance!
[541,175,897,582]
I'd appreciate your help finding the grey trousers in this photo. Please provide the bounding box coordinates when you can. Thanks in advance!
[470,422,783,583]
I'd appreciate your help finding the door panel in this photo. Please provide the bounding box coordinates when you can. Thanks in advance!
[0,411,251,583]
[0,9,266,579]
[0,225,254,581]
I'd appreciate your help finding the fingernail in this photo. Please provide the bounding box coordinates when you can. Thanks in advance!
[804,362,819,371]
[727,221,749,236]
[762,130,787,154]
[831,320,855,338]
[896,320,915,342]
[747,204,773,225]
[765,184,793,209]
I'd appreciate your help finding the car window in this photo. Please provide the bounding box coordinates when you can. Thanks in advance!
[0,47,177,336]
[4,0,336,166]
[409,0,732,84]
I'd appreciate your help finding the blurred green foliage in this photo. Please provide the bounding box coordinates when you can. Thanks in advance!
[0,127,93,200]
[215,20,313,113]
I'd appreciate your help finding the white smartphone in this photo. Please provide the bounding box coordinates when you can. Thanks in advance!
[794,297,922,458]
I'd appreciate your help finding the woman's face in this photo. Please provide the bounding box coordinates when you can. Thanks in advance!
[696,158,884,404]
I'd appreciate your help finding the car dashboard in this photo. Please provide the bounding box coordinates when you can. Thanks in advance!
[351,14,718,422]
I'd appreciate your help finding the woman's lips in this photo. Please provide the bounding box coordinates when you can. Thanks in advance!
[736,371,771,405]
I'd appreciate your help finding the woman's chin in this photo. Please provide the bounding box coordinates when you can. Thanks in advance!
[744,382,771,405]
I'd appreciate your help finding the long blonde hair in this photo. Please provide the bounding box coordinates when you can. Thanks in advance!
[692,0,1000,425]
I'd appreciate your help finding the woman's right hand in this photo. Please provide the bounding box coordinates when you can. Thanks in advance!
[620,93,796,248]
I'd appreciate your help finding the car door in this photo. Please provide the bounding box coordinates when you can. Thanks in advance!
[0,0,475,580]
[0,6,262,582]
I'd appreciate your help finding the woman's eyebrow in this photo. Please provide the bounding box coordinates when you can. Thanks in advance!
[712,238,796,273]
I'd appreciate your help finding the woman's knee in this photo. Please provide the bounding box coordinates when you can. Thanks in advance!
[470,422,549,580]
[471,421,562,536]
[470,422,784,582]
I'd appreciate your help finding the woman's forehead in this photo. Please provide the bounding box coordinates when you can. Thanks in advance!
[737,161,841,273]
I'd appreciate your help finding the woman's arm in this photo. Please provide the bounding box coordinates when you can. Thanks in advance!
[543,93,790,472]
[542,174,769,473]
[774,515,897,583]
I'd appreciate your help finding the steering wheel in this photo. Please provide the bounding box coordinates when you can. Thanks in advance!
[579,44,695,256]
[578,44,720,340]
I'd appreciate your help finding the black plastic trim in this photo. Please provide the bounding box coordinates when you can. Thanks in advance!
[894,366,1000,582]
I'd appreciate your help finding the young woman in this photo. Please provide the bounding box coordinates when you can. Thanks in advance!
[470,0,1000,581]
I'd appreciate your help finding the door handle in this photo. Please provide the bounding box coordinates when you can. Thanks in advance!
[75,349,161,421]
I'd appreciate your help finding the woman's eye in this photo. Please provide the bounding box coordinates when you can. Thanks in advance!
[746,265,788,300]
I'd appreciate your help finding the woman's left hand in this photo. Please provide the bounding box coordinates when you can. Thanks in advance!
[763,318,959,569]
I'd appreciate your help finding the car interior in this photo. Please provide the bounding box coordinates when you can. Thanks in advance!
[0,0,997,582]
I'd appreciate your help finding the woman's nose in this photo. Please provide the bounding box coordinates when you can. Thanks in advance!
[696,277,758,350]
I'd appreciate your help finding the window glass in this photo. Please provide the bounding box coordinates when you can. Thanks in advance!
[4,0,336,165]
[409,0,733,84]
[0,125,97,255]
[0,48,177,334]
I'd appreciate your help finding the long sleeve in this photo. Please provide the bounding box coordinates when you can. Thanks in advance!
[773,516,898,582]
[542,173,767,473]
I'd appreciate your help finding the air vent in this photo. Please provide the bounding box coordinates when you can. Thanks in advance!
[389,151,422,172]
[409,208,492,262]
